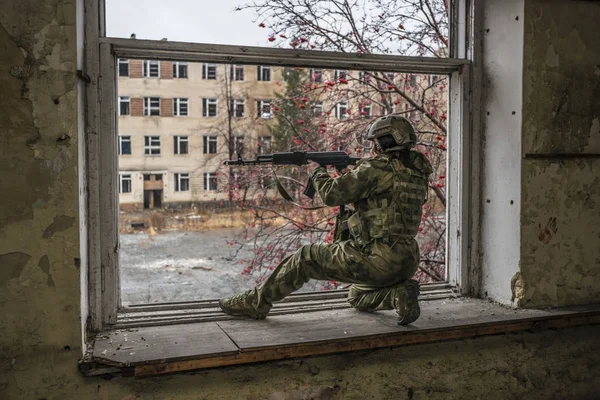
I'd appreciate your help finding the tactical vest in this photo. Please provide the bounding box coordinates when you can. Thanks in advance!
[347,157,428,245]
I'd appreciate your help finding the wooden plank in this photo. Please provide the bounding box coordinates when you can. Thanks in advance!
[134,309,600,377]
[92,322,239,366]
[87,299,600,377]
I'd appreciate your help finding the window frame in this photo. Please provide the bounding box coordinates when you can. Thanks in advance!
[174,135,189,155]
[143,96,161,116]
[118,58,129,77]
[174,173,190,192]
[230,99,245,117]
[257,99,272,118]
[258,135,272,155]
[173,61,188,78]
[144,135,161,156]
[202,98,218,117]
[335,101,349,119]
[203,172,218,191]
[203,135,218,154]
[119,173,132,193]
[118,135,131,155]
[257,65,271,81]
[231,64,244,81]
[118,96,130,116]
[86,0,473,331]
[143,59,160,78]
[173,97,189,116]
[202,63,217,80]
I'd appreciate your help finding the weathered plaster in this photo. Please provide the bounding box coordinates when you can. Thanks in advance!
[518,0,600,307]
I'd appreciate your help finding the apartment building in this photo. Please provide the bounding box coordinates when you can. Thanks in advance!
[117,59,282,209]
[117,59,447,209]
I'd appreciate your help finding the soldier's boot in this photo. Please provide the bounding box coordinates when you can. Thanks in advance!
[218,289,271,320]
[394,279,420,325]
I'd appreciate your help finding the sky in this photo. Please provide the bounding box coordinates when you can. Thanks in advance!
[106,0,268,46]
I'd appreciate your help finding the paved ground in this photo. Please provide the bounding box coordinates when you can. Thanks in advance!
[119,229,320,305]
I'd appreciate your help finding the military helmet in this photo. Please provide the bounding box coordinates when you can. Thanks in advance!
[366,114,417,152]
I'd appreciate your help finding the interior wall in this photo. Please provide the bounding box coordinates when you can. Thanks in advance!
[1,0,599,399]
[516,0,600,307]
[478,0,525,304]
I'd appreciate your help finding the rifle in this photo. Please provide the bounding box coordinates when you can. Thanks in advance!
[224,151,360,199]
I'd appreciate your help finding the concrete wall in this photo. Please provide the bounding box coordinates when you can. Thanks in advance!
[516,0,600,307]
[1,0,599,399]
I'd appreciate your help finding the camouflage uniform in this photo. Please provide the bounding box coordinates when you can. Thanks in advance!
[223,150,432,322]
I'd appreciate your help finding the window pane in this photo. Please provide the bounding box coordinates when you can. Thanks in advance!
[117,61,449,304]
[106,0,450,57]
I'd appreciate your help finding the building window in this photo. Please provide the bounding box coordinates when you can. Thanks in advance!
[174,136,189,155]
[230,99,245,117]
[118,96,130,116]
[174,173,190,192]
[258,136,272,154]
[173,98,189,116]
[361,104,372,118]
[202,63,217,80]
[118,58,129,77]
[118,136,131,155]
[119,174,132,193]
[335,69,348,81]
[202,98,218,117]
[144,136,161,155]
[335,101,349,119]
[257,100,272,118]
[407,74,417,87]
[173,62,188,78]
[203,135,218,154]
[359,71,371,84]
[310,68,323,83]
[312,101,324,117]
[233,136,245,155]
[384,72,395,81]
[231,65,244,81]
[204,172,218,191]
[143,97,160,116]
[257,65,271,81]
[143,60,160,78]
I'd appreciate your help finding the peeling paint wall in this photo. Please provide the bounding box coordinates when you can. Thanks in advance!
[1,0,599,398]
[518,0,600,307]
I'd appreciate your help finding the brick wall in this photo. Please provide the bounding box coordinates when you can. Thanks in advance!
[130,59,143,78]
[160,98,173,117]
[160,61,173,79]
[130,97,143,116]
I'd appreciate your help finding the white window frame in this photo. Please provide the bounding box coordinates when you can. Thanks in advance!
[312,101,324,116]
[257,99,272,118]
[173,61,188,78]
[203,135,218,154]
[258,135,272,155]
[204,172,218,191]
[174,135,189,155]
[118,135,131,155]
[144,135,161,156]
[118,96,130,116]
[335,69,349,81]
[231,99,245,117]
[143,60,160,77]
[173,97,189,116]
[202,63,217,79]
[257,65,271,81]
[231,64,244,81]
[118,58,129,77]
[143,97,160,116]
[86,0,472,331]
[361,104,372,118]
[335,101,349,119]
[174,173,190,192]
[233,135,245,155]
[310,68,323,83]
[202,98,218,117]
[119,174,132,193]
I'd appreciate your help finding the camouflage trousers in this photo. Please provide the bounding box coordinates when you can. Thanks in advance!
[253,239,420,314]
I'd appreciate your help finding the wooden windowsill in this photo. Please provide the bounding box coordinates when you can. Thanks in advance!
[80,298,600,378]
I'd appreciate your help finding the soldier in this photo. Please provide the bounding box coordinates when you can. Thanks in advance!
[219,114,433,325]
